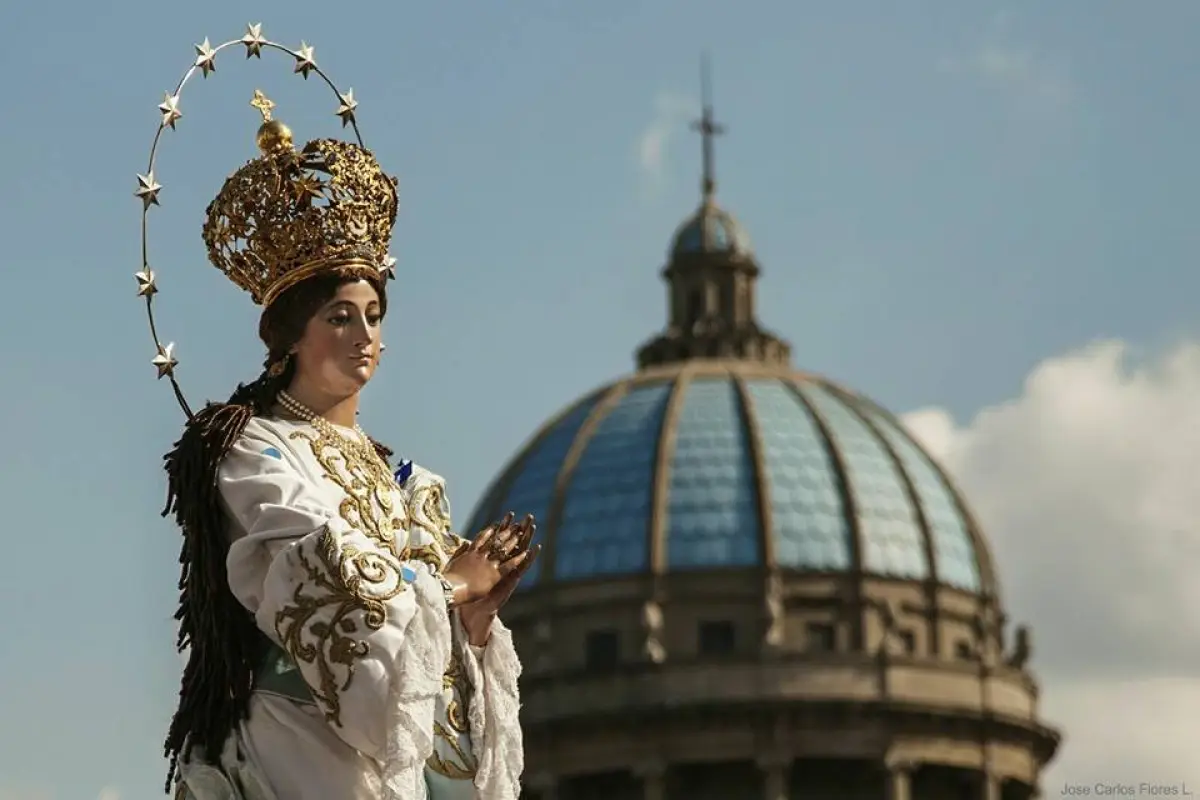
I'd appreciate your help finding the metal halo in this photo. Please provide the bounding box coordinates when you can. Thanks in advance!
[135,23,368,420]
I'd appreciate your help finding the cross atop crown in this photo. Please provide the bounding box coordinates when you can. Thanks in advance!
[250,89,276,122]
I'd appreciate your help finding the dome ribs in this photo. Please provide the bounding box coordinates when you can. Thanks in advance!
[856,395,1002,608]
[730,373,775,571]
[782,377,867,652]
[464,384,609,542]
[646,369,695,582]
[825,382,944,659]
[541,381,632,584]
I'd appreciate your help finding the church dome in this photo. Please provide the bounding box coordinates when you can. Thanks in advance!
[465,362,994,597]
[670,200,752,257]
[469,72,1057,797]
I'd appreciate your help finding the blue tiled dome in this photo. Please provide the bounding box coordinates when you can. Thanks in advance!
[466,366,994,596]
[671,200,752,257]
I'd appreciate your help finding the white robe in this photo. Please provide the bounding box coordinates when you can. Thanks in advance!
[177,416,523,800]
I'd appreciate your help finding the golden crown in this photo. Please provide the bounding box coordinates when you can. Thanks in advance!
[135,27,399,418]
[203,90,398,307]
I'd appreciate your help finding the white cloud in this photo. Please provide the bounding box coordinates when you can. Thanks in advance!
[97,789,120,800]
[902,340,1200,788]
[940,14,1073,110]
[635,92,696,200]
[1048,678,1200,787]
[970,43,1071,105]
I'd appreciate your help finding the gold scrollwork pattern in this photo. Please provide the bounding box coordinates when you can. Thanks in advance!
[408,479,461,554]
[426,648,478,780]
[406,542,447,572]
[289,428,408,557]
[273,525,406,727]
[443,649,473,734]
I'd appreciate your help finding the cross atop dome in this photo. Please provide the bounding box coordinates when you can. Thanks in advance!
[636,57,791,370]
[691,54,725,203]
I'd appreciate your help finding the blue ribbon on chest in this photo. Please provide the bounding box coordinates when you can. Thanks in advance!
[394,459,414,487]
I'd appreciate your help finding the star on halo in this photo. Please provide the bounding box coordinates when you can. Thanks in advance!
[242,23,266,58]
[135,172,162,208]
[135,269,158,297]
[293,42,317,78]
[380,255,397,281]
[194,38,217,77]
[336,89,358,127]
[158,93,182,129]
[152,342,178,379]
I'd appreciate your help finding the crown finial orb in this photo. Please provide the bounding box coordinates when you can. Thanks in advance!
[250,89,294,156]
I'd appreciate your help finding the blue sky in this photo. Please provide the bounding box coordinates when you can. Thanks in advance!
[1,1,1197,796]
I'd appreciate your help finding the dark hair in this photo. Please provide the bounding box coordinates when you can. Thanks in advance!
[160,270,392,791]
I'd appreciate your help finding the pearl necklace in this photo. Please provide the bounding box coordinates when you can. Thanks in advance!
[277,390,378,463]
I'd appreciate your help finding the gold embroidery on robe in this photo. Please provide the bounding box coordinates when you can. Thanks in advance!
[426,648,478,779]
[408,481,460,554]
[273,526,405,727]
[407,542,448,572]
[271,428,478,770]
[289,428,408,557]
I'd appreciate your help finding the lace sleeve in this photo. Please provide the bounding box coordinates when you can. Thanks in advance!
[460,615,525,798]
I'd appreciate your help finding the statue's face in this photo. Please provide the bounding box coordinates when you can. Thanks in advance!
[290,279,383,396]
